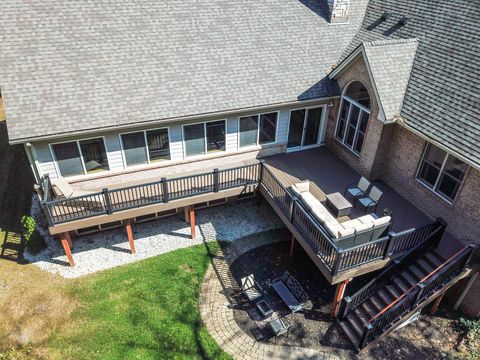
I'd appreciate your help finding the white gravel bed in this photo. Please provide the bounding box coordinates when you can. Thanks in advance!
[25,196,283,278]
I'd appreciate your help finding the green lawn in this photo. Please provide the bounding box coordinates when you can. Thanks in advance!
[49,243,231,360]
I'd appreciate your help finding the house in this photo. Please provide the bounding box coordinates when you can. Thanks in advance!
[1,0,479,348]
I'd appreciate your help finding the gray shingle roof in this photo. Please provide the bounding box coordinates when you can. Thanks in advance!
[1,0,370,143]
[363,38,418,121]
[340,0,480,168]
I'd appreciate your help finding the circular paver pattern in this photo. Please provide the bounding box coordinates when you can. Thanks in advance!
[198,232,341,360]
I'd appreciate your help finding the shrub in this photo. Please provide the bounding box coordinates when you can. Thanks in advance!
[457,317,480,360]
[21,215,46,255]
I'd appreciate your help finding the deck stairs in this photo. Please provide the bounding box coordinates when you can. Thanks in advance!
[338,244,480,352]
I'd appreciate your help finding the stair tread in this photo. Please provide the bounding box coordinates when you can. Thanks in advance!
[339,321,360,348]
[393,277,410,292]
[346,314,365,337]
[360,302,377,319]
[400,271,418,286]
[425,252,444,267]
[417,258,436,274]
[385,284,402,298]
[407,265,425,280]
[431,250,447,263]
[377,289,394,305]
[368,295,387,312]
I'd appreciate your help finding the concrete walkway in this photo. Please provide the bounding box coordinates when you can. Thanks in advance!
[198,231,342,360]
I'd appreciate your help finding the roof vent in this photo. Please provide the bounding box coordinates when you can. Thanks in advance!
[381,12,390,21]
[398,16,409,25]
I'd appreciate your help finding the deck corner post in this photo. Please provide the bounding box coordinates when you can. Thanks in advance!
[289,196,297,221]
[332,251,343,276]
[189,206,196,240]
[60,232,75,267]
[102,188,113,215]
[383,233,395,259]
[161,178,169,203]
[258,160,265,183]
[41,200,54,227]
[339,296,352,320]
[213,168,220,192]
[414,282,426,305]
[360,323,373,350]
[432,217,448,248]
[124,219,136,254]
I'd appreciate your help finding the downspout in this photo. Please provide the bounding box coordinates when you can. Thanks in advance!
[24,143,41,184]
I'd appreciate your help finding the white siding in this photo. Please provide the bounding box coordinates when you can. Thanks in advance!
[169,125,184,161]
[33,143,58,180]
[226,116,238,152]
[277,109,290,144]
[104,133,124,171]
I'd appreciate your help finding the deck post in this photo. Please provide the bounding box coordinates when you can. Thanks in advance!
[432,217,447,248]
[184,206,190,224]
[258,160,265,182]
[331,278,350,319]
[41,201,54,227]
[289,235,295,257]
[125,219,136,254]
[383,233,395,259]
[213,168,220,192]
[60,232,75,267]
[430,292,445,315]
[189,206,196,240]
[454,271,479,310]
[161,178,169,203]
[103,188,113,215]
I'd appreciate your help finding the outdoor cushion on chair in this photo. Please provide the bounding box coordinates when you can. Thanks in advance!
[53,178,96,199]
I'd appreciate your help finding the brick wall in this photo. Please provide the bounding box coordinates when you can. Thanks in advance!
[325,55,389,180]
[382,124,480,245]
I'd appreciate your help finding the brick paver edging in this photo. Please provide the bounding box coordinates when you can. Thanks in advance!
[198,230,339,359]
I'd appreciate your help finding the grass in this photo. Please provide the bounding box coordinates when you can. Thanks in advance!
[48,242,230,360]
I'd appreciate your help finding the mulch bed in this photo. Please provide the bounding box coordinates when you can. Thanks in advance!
[229,241,466,359]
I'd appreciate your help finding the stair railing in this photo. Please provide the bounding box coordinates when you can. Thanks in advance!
[338,218,446,319]
[358,245,476,349]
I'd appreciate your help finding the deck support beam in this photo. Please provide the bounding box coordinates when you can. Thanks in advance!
[60,232,75,267]
[289,235,295,257]
[189,206,196,240]
[331,278,350,319]
[430,292,445,315]
[184,206,190,224]
[125,220,136,254]
[454,272,479,310]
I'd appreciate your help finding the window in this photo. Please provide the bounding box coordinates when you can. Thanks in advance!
[239,112,278,148]
[335,81,370,155]
[51,137,109,177]
[146,129,170,162]
[121,128,171,167]
[183,120,226,157]
[417,143,469,201]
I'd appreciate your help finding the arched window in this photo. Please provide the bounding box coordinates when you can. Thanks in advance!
[335,81,371,155]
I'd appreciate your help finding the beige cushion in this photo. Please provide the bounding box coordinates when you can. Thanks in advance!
[373,216,391,227]
[354,221,374,233]
[294,181,310,193]
[53,178,74,197]
[290,185,302,197]
[338,226,355,238]
[324,221,341,239]
[341,219,361,229]
[300,192,318,210]
[358,215,375,225]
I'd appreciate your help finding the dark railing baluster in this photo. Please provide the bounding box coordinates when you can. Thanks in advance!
[162,178,169,203]
[103,188,113,215]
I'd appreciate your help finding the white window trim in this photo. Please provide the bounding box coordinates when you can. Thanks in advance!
[119,127,171,169]
[49,136,110,178]
[237,111,279,150]
[182,119,227,159]
[286,105,326,152]
[334,96,371,156]
[415,143,467,204]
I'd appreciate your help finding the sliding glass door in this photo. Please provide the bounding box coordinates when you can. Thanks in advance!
[287,106,324,150]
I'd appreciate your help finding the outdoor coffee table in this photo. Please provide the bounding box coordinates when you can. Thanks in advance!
[326,192,353,217]
[256,299,273,318]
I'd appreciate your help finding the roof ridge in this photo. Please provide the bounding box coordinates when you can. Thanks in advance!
[365,38,418,47]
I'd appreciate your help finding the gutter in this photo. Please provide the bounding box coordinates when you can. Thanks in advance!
[8,96,339,145]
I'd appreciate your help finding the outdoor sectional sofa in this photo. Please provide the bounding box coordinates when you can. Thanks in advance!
[289,181,391,249]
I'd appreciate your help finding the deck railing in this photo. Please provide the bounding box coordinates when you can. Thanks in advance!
[259,165,445,276]
[357,245,478,349]
[40,163,261,226]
